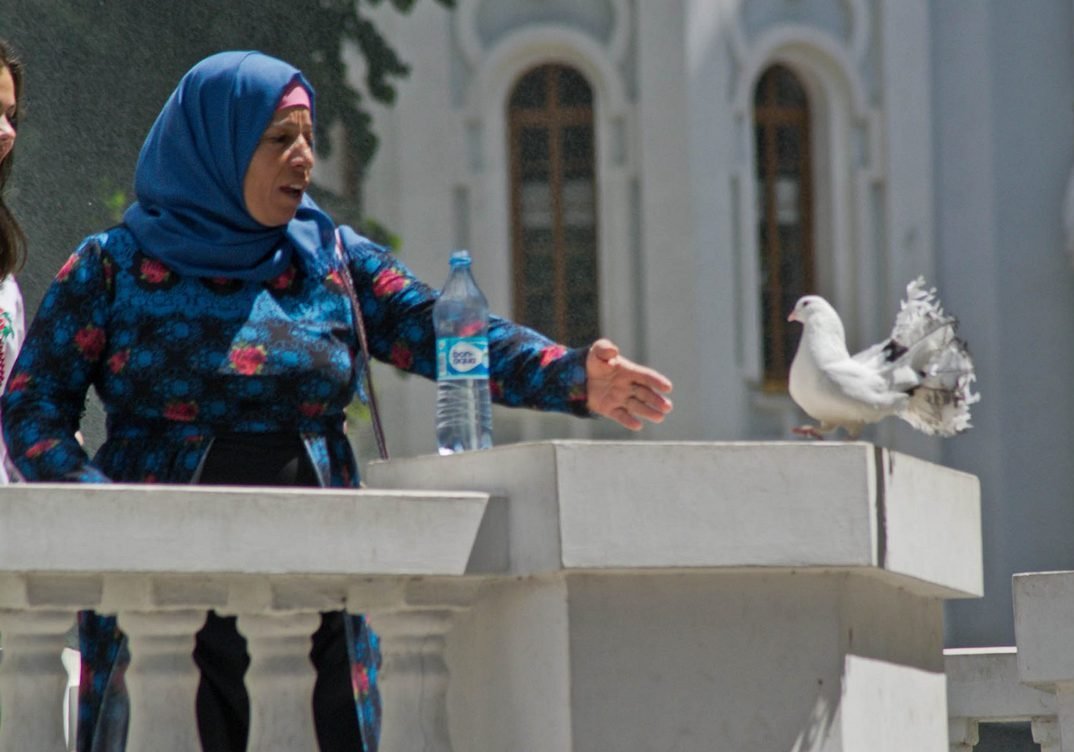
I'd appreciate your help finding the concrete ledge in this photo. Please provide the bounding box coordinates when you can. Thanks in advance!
[366,440,982,598]
[945,647,1057,719]
[0,484,489,576]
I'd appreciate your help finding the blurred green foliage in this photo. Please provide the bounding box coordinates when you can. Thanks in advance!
[4,0,449,310]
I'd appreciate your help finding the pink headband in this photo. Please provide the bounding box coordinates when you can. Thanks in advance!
[276,81,311,111]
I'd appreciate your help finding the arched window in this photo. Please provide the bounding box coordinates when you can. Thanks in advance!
[507,64,599,347]
[754,64,814,388]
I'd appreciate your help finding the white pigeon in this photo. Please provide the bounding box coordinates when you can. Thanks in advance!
[787,277,979,439]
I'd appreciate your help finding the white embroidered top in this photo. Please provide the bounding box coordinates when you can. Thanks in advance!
[0,275,25,482]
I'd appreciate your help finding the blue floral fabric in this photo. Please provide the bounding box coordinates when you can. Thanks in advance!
[2,224,590,484]
[2,224,591,751]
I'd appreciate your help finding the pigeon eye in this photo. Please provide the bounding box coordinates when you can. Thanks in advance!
[803,301,811,307]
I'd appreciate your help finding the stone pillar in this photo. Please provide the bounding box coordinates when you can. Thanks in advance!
[0,609,74,752]
[1014,572,1074,751]
[119,609,205,752]
[240,612,321,752]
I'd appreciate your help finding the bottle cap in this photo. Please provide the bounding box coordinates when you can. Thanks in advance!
[450,250,471,267]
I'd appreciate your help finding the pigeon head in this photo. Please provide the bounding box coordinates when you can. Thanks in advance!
[787,295,838,326]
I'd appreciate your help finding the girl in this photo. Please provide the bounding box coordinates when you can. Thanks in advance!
[0,39,27,483]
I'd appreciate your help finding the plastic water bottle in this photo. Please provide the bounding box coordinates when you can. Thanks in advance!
[434,250,493,454]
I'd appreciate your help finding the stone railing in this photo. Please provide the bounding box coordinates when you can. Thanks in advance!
[943,570,1074,752]
[0,442,983,752]
[944,647,1058,750]
[367,441,982,752]
[0,484,490,752]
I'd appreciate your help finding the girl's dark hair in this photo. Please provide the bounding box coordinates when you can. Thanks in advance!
[0,39,26,279]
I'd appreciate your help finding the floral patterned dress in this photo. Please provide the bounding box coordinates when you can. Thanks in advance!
[1,224,591,750]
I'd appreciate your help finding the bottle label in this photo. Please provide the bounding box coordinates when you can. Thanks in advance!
[437,336,490,380]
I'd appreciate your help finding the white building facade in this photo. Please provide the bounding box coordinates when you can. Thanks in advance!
[3,2,1073,750]
[321,0,1074,657]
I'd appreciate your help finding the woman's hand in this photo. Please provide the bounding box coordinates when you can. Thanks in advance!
[585,338,673,430]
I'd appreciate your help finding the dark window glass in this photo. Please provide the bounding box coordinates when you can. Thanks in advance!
[508,65,600,346]
[510,68,548,109]
[558,67,593,106]
[754,64,814,388]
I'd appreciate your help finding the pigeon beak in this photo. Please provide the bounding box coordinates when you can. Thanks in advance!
[787,310,799,323]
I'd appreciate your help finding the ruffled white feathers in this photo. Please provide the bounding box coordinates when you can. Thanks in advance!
[787,277,979,439]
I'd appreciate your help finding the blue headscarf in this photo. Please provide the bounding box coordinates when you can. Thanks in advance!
[123,51,335,280]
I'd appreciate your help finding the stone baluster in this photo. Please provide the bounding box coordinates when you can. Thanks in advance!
[0,608,77,752]
[119,609,205,752]
[947,717,979,751]
[239,611,321,752]
[1031,717,1060,752]
[357,578,481,752]
[372,607,460,752]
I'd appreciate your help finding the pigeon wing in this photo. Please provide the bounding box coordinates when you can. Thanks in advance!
[823,359,908,412]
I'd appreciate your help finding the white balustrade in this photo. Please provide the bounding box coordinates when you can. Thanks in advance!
[940,570,1074,751]
[0,484,488,752]
[1013,570,1074,752]
[944,646,1057,751]
[0,443,986,752]
[368,440,983,752]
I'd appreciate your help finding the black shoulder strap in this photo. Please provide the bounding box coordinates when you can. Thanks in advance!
[334,229,390,461]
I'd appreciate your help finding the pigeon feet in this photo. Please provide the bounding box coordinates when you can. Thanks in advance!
[792,425,826,440]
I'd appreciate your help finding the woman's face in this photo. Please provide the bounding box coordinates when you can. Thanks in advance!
[243,106,314,227]
[0,65,17,165]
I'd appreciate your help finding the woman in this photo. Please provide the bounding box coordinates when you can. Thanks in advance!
[0,39,27,484]
[2,51,672,751]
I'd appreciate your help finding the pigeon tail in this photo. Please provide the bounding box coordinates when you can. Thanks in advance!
[885,278,980,436]
[899,347,979,436]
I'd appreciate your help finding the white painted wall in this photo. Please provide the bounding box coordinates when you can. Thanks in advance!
[346,0,1074,653]
[930,1,1074,647]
